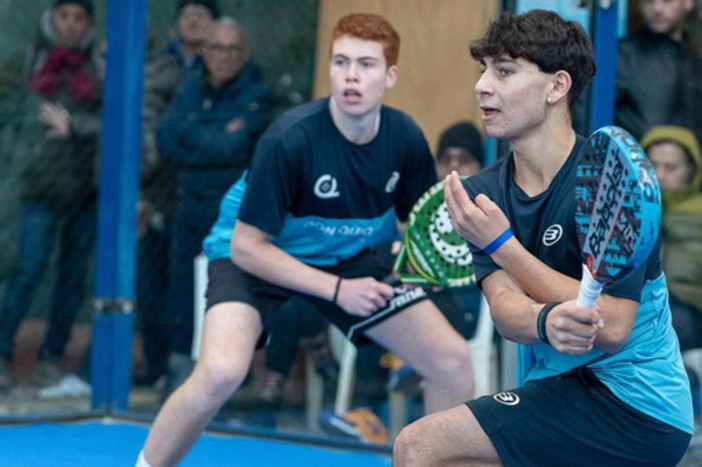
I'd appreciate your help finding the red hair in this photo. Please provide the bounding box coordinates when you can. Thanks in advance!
[331,13,400,67]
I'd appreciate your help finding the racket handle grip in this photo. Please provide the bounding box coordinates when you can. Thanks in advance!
[577,264,603,308]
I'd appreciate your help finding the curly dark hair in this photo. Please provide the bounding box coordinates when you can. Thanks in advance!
[470,9,595,111]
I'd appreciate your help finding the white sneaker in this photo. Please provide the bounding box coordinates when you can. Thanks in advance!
[38,374,91,398]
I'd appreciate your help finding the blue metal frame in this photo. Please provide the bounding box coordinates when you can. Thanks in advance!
[588,1,620,133]
[91,0,147,412]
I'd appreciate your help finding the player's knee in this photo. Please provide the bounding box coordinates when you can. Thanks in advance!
[393,421,436,466]
[393,423,421,465]
[194,358,248,399]
[425,339,473,382]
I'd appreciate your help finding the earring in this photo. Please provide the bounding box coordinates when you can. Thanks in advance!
[547,97,553,104]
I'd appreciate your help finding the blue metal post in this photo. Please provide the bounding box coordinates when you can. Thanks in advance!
[588,0,619,132]
[91,0,147,412]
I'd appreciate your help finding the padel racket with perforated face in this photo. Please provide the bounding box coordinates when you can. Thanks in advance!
[574,125,661,307]
[393,180,476,287]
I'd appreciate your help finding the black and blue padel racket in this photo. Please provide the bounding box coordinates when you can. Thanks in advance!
[574,125,661,307]
[394,180,475,287]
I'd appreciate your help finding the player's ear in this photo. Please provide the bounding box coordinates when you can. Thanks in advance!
[683,0,694,14]
[385,64,398,89]
[547,70,571,105]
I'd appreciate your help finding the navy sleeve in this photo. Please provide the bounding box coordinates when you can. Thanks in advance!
[395,119,437,221]
[237,126,301,237]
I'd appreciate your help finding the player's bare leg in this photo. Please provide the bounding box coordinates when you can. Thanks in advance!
[141,303,262,467]
[365,300,474,413]
[393,404,500,466]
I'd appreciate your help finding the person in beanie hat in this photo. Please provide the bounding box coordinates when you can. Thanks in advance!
[177,0,220,19]
[0,0,102,391]
[436,121,484,179]
[53,0,93,18]
[641,125,702,353]
[133,0,220,387]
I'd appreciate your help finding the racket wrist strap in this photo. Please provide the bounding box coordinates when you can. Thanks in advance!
[483,228,514,255]
[537,302,560,345]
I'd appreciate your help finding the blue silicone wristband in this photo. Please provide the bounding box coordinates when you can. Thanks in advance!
[483,228,513,255]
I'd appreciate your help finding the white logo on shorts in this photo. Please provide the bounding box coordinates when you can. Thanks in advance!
[542,224,563,246]
[313,174,340,199]
[493,392,520,406]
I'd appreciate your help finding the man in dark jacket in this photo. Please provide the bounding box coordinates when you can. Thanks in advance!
[155,16,271,395]
[616,0,702,141]
[0,0,101,390]
[135,0,220,387]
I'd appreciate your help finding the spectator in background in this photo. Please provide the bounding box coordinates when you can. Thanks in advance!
[155,16,272,397]
[135,0,220,387]
[0,0,101,390]
[435,121,484,179]
[616,0,702,141]
[641,126,702,352]
[142,0,220,157]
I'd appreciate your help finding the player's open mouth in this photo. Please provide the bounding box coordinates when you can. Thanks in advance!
[343,89,362,102]
[480,106,498,119]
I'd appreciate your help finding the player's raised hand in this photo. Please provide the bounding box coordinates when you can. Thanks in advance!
[334,276,395,317]
[443,171,510,250]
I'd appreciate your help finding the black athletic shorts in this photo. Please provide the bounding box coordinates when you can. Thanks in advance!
[205,247,431,346]
[466,366,691,467]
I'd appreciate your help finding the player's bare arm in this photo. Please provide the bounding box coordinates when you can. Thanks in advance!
[445,170,574,300]
[481,248,635,355]
[444,172,638,355]
[482,270,600,355]
[231,220,394,317]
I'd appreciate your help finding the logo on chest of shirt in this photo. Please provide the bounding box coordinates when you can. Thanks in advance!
[542,224,563,246]
[313,174,340,199]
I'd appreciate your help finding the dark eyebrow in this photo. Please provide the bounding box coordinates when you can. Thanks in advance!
[493,56,518,65]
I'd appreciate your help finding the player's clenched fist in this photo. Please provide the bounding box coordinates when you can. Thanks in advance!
[335,277,395,317]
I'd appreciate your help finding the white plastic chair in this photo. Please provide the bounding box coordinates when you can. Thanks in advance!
[192,254,208,360]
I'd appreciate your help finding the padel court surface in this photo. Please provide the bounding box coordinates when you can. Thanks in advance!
[0,417,392,466]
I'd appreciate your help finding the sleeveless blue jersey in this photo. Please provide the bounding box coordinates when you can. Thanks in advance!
[203,97,436,266]
[463,137,693,434]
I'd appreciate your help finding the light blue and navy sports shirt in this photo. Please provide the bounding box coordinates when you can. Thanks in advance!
[203,97,437,266]
[463,137,693,434]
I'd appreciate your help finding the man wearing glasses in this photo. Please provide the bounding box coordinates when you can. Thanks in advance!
[154,16,272,398]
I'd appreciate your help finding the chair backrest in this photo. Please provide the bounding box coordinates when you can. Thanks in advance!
[192,253,208,360]
[469,294,496,397]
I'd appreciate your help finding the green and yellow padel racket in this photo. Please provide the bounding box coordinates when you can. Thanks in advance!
[394,180,475,287]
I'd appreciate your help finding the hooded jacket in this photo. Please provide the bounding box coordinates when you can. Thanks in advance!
[0,9,102,206]
[641,125,702,312]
